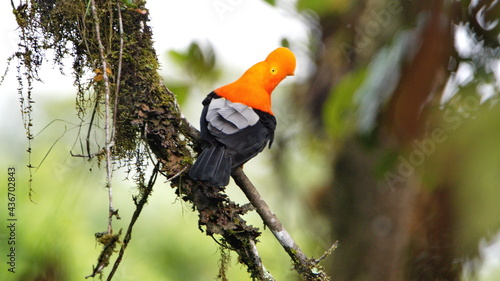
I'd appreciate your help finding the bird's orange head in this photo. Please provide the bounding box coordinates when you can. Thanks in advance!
[265,47,296,77]
[214,47,296,114]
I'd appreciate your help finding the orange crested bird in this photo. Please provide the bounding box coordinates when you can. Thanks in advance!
[189,47,296,186]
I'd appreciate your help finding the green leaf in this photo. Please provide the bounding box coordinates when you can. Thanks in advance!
[263,0,276,6]
[168,84,190,106]
[323,67,367,138]
[168,41,218,81]
[297,0,351,15]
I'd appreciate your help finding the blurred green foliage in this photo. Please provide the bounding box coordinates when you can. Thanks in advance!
[168,42,218,81]
[167,41,220,106]
[262,0,276,6]
[322,67,365,139]
[430,96,500,253]
[294,0,500,280]
[297,0,352,15]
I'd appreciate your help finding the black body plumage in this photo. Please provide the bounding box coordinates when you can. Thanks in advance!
[189,92,276,186]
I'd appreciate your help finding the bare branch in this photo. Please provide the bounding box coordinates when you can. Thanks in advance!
[107,162,160,280]
[112,3,123,141]
[315,241,339,265]
[232,167,331,280]
[90,0,117,234]
[85,99,100,158]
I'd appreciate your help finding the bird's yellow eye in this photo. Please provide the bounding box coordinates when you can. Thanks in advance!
[270,67,278,75]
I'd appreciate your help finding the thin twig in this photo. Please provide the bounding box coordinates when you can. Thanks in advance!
[90,0,116,234]
[163,166,187,182]
[106,162,160,281]
[315,241,339,264]
[86,98,99,158]
[231,167,330,280]
[111,3,123,140]
[231,167,307,261]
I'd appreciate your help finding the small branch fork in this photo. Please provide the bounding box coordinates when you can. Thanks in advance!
[232,167,335,280]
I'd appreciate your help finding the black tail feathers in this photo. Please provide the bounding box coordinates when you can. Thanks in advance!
[189,145,231,186]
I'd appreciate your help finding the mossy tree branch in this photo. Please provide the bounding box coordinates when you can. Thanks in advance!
[8,0,332,280]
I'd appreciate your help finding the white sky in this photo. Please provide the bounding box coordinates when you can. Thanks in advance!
[0,0,310,97]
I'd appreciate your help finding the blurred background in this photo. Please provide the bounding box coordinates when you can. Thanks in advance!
[1,0,500,280]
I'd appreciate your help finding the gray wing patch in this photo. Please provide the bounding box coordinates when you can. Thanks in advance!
[206,98,259,135]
